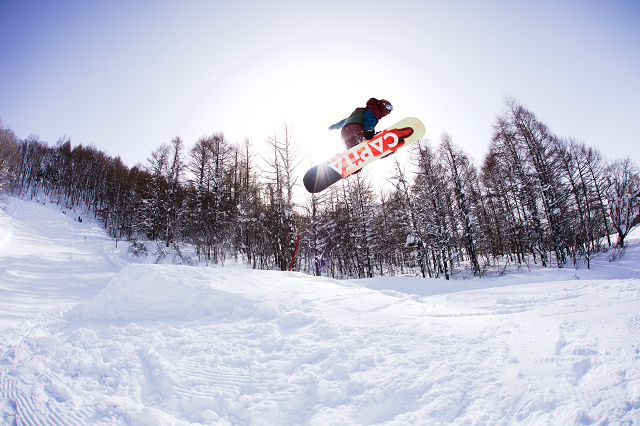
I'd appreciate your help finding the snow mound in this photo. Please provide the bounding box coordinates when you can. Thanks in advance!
[81,264,255,321]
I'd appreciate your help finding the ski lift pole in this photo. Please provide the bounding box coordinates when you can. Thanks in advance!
[288,236,300,271]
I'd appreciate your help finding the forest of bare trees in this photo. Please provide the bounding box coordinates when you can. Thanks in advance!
[1,99,639,279]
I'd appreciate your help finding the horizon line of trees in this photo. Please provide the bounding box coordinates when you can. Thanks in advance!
[1,98,638,279]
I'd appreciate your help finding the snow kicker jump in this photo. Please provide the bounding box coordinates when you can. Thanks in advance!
[303,117,426,193]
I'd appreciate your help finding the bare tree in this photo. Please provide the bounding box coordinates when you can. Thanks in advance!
[440,133,481,276]
[581,144,613,247]
[389,155,434,277]
[166,137,185,249]
[143,143,171,242]
[0,120,20,203]
[186,133,233,263]
[263,123,303,270]
[606,157,640,247]
[412,139,456,279]
[302,190,334,276]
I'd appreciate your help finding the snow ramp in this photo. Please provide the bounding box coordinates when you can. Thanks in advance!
[81,264,256,322]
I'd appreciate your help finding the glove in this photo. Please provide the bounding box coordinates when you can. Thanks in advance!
[364,129,375,140]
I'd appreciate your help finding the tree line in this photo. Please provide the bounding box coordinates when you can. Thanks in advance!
[1,98,638,279]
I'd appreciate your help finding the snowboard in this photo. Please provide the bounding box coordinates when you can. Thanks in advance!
[303,117,426,193]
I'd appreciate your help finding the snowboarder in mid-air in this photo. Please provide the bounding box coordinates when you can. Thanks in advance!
[329,98,393,150]
[303,99,424,193]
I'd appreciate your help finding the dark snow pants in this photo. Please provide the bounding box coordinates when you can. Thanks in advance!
[341,123,365,150]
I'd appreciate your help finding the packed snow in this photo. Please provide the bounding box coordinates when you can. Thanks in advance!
[1,196,639,425]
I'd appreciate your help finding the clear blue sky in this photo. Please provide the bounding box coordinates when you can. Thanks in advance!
[1,0,638,176]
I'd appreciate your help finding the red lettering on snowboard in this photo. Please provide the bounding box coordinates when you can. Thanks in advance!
[330,127,415,176]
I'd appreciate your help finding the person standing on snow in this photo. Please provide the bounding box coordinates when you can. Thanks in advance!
[328,98,393,150]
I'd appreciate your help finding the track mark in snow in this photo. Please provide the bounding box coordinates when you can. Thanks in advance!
[15,388,48,426]
[173,370,269,397]
[383,328,408,337]
[37,370,89,426]
[0,375,17,425]
[283,347,333,375]
[174,360,272,394]
[624,314,640,335]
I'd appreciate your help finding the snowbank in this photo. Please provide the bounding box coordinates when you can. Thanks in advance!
[81,264,256,321]
[358,226,640,297]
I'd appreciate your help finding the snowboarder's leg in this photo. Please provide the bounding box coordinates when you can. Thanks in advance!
[341,123,365,150]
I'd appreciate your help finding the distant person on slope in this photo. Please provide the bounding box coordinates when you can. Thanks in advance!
[328,98,393,150]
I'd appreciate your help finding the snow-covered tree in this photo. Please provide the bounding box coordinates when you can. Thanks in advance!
[606,157,640,247]
[141,143,170,242]
[186,133,233,263]
[331,173,378,278]
[412,139,456,279]
[440,134,481,276]
[0,121,22,199]
[388,156,432,277]
[302,190,335,276]
[263,123,302,271]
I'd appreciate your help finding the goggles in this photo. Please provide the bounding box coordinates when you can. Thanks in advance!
[384,103,393,112]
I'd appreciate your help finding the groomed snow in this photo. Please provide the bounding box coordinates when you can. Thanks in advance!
[1,197,639,425]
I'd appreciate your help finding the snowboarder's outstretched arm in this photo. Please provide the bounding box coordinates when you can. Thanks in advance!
[328,118,347,130]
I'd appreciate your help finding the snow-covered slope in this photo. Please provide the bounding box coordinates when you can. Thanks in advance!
[1,197,639,425]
